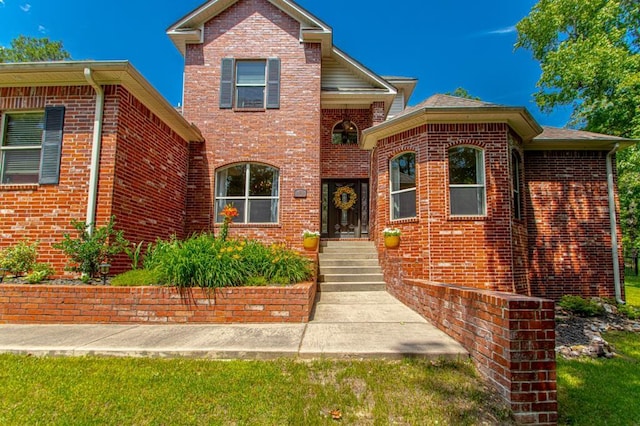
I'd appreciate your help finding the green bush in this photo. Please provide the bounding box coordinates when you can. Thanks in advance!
[53,216,129,278]
[146,234,313,288]
[0,240,38,277]
[25,263,55,284]
[111,269,164,287]
[618,303,640,319]
[559,295,605,317]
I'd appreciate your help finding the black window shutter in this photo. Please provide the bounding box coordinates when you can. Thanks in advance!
[220,58,235,109]
[39,106,65,185]
[266,58,281,109]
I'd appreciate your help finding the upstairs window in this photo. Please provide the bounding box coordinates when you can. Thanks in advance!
[220,58,280,109]
[449,146,486,216]
[215,163,280,224]
[0,107,64,185]
[332,120,358,145]
[390,152,416,220]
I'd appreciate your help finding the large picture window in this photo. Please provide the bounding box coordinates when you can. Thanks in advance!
[448,146,485,216]
[390,152,416,220]
[215,163,279,224]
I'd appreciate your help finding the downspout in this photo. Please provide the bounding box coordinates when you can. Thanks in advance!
[83,67,105,235]
[606,143,624,304]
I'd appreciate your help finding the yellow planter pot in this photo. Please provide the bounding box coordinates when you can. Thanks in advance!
[384,235,400,249]
[303,236,319,251]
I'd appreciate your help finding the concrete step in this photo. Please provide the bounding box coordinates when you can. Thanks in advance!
[319,252,379,260]
[318,282,387,292]
[319,266,382,275]
[318,258,380,267]
[321,240,374,248]
[319,273,384,283]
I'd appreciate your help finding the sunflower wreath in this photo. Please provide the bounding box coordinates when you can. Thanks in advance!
[333,186,358,210]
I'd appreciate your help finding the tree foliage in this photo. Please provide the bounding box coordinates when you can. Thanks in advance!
[0,35,71,63]
[516,0,640,257]
[445,87,481,100]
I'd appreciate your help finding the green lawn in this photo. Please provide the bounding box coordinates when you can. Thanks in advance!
[556,277,640,425]
[0,356,513,425]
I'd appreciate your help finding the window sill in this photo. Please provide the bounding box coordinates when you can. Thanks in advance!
[233,107,266,112]
[214,223,281,228]
[448,215,488,221]
[389,217,418,225]
[0,184,39,191]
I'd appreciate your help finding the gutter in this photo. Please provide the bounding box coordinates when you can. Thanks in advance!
[606,143,625,304]
[83,67,105,235]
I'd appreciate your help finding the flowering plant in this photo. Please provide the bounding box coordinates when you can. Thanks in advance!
[382,228,401,237]
[219,204,239,241]
[302,229,320,239]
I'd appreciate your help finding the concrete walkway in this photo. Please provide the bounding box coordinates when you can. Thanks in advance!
[0,291,467,360]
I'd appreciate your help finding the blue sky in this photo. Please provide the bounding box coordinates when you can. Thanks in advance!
[0,0,572,127]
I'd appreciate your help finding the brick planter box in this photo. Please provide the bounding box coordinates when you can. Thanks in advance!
[0,282,316,324]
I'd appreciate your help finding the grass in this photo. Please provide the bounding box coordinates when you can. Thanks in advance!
[0,356,512,425]
[556,277,640,425]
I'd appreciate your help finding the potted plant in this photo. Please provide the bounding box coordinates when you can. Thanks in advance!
[302,230,320,251]
[383,228,401,249]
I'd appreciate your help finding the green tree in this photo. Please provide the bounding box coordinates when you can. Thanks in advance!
[0,35,71,63]
[445,87,481,100]
[516,0,640,262]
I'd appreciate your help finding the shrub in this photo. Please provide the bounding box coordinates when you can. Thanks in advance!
[559,295,605,317]
[54,216,129,277]
[124,241,144,270]
[111,269,164,287]
[0,240,38,277]
[618,303,640,319]
[25,263,55,284]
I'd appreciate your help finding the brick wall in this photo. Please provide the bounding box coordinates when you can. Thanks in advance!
[525,150,623,300]
[0,86,100,276]
[388,279,557,425]
[372,123,517,292]
[182,0,322,247]
[321,108,371,179]
[0,281,316,324]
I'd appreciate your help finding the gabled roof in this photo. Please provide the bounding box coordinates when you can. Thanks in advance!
[383,76,418,106]
[361,94,542,150]
[529,126,635,150]
[0,61,203,143]
[167,0,332,56]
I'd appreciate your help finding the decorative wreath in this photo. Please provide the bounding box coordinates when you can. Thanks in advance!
[333,186,358,210]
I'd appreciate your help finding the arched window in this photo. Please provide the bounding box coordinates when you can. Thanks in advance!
[512,151,522,220]
[448,146,486,216]
[215,163,279,223]
[390,152,416,220]
[332,120,358,145]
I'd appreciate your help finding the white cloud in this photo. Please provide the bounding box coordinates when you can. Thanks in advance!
[0,0,5,7]
[38,25,47,33]
[486,25,517,35]
[20,3,30,12]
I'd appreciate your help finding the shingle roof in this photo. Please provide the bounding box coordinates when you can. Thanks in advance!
[534,126,628,141]
[392,94,501,120]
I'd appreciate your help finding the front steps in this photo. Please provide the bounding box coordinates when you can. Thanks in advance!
[318,240,386,292]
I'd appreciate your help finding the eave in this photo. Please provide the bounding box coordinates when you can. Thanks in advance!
[0,61,204,143]
[361,106,542,150]
[526,138,637,151]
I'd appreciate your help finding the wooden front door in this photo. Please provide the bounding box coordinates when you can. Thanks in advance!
[321,179,369,238]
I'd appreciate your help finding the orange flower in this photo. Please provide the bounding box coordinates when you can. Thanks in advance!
[219,204,239,221]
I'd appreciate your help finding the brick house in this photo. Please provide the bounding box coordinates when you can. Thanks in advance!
[0,0,634,301]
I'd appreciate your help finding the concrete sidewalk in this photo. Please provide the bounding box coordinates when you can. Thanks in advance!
[0,291,467,360]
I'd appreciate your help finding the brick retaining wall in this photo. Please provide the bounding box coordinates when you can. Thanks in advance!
[0,282,316,324]
[389,279,557,425]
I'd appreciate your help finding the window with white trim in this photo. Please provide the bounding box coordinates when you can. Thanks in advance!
[512,151,522,220]
[1,111,44,184]
[215,163,280,224]
[219,58,281,109]
[448,146,486,216]
[390,152,416,220]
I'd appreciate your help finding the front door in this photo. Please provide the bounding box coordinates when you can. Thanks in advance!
[321,179,369,238]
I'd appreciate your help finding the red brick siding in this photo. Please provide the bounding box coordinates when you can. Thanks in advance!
[1,86,101,276]
[321,109,371,179]
[389,279,557,425]
[111,86,190,262]
[372,123,516,292]
[525,150,624,300]
[0,281,316,324]
[182,0,322,247]
[511,139,530,295]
